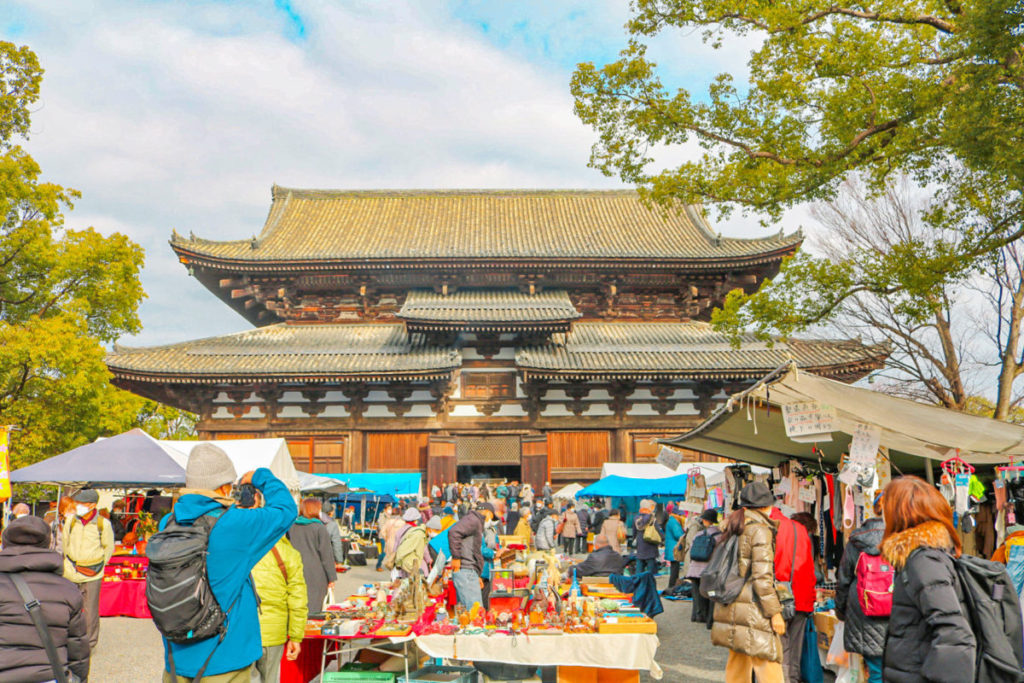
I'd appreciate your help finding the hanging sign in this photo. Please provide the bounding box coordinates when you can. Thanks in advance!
[656,446,683,471]
[0,426,11,500]
[782,402,836,442]
[849,423,882,468]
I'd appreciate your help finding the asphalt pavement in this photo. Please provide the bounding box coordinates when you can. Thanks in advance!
[91,558,727,682]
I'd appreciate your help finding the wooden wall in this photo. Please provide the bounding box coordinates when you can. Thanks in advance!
[547,431,610,470]
[366,432,429,471]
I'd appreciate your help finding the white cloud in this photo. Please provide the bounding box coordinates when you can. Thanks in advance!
[10,0,787,346]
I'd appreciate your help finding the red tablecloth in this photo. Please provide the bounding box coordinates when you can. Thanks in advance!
[99,579,151,618]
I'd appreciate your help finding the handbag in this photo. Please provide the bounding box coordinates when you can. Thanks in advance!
[643,518,663,545]
[777,520,798,621]
[801,616,825,683]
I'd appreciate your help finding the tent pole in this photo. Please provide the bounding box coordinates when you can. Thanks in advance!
[923,458,935,485]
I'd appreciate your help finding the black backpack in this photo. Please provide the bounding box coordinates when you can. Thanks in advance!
[690,528,717,562]
[146,508,245,679]
[699,534,748,604]
[953,554,1024,683]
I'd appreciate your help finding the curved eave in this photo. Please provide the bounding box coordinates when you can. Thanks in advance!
[518,356,887,384]
[169,240,803,273]
[107,367,455,385]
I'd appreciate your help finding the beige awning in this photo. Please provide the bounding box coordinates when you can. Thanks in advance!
[660,363,1024,472]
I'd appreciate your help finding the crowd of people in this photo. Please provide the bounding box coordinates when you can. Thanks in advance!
[2,465,1022,682]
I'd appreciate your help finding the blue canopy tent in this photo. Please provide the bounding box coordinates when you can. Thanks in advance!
[321,472,420,499]
[11,429,186,488]
[576,474,688,499]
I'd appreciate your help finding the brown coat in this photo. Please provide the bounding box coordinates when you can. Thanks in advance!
[711,508,784,662]
[599,518,626,552]
[560,510,582,539]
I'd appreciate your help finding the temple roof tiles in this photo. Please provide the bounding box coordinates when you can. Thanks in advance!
[170,187,801,264]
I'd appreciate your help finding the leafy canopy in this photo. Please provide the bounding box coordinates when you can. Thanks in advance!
[572,0,1024,334]
[0,41,193,479]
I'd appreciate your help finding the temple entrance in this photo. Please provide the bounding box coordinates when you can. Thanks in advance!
[456,464,521,483]
[454,435,521,484]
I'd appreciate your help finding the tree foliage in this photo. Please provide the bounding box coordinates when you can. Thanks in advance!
[0,41,194,477]
[571,0,1024,313]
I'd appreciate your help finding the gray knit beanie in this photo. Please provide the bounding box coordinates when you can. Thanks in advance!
[186,443,237,491]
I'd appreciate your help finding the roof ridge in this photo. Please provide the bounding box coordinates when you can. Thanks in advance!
[270,186,642,200]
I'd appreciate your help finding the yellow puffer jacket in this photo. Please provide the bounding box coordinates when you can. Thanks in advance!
[711,508,783,662]
[252,537,308,647]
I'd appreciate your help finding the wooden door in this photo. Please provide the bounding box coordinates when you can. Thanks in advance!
[366,432,429,471]
[426,436,456,489]
[521,435,548,493]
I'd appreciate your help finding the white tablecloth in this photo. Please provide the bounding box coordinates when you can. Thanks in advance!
[415,632,663,679]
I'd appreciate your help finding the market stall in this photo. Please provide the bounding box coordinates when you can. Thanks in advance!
[297,544,664,682]
[658,361,1024,677]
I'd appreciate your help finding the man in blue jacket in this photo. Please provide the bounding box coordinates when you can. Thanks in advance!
[160,443,297,682]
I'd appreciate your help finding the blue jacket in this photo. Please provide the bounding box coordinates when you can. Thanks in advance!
[664,516,684,559]
[159,468,297,677]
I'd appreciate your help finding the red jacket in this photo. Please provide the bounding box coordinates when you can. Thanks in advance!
[770,508,816,613]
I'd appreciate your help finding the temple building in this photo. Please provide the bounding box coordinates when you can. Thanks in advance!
[107,188,886,490]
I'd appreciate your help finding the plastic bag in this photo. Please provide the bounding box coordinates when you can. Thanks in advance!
[826,622,851,668]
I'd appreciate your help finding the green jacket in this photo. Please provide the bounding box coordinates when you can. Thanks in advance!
[252,537,308,646]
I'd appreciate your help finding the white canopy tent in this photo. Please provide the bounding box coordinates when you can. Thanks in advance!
[553,483,584,500]
[661,362,1024,471]
[160,438,300,493]
[599,463,680,479]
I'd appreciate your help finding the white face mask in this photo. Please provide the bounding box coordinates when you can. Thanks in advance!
[75,505,91,517]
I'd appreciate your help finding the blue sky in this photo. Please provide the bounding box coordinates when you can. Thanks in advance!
[4,0,771,346]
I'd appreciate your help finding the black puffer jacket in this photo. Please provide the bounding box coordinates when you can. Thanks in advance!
[0,542,90,682]
[880,521,975,683]
[835,517,888,657]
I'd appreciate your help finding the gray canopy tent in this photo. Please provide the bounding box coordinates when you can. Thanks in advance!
[660,363,1024,473]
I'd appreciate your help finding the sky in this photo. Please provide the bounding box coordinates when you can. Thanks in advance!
[4,0,784,346]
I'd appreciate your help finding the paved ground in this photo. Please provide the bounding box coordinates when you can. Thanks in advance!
[92,561,727,682]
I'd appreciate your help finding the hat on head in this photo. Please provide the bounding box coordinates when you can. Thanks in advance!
[666,503,675,514]
[738,482,774,509]
[71,488,99,504]
[186,443,237,491]
[403,508,422,522]
[2,515,50,549]
[478,502,495,515]
[425,516,442,531]
[700,509,719,523]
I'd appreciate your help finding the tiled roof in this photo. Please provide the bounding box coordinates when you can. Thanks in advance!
[516,322,888,380]
[171,188,801,263]
[398,289,580,324]
[108,321,886,385]
[106,324,460,382]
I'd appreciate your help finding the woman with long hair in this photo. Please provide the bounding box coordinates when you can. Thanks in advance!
[880,476,975,682]
[710,483,785,683]
[287,498,338,613]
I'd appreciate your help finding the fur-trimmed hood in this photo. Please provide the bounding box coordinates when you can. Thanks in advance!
[881,520,955,570]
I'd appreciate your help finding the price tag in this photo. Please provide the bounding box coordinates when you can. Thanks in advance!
[782,402,836,441]
[849,423,882,468]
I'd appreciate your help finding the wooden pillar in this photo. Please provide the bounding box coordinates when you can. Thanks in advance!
[612,429,630,463]
[348,430,365,473]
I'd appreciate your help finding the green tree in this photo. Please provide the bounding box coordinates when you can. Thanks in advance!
[0,41,192,477]
[571,0,1024,310]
